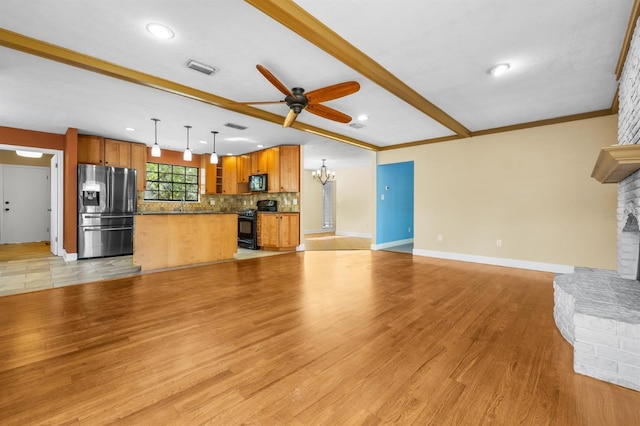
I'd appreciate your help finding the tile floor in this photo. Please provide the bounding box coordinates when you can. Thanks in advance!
[0,247,285,298]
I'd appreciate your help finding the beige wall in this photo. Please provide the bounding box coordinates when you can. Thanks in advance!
[302,171,324,233]
[335,167,375,237]
[379,115,618,269]
[302,164,375,237]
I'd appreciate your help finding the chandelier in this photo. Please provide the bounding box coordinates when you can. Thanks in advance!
[312,159,335,185]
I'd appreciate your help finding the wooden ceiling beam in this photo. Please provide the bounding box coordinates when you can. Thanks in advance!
[245,0,471,138]
[0,28,379,152]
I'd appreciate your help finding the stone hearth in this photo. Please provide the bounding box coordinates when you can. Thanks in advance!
[554,268,640,391]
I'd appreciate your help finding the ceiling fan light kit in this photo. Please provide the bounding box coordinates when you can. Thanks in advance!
[242,64,360,128]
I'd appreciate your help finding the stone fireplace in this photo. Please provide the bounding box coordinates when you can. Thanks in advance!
[552,17,640,392]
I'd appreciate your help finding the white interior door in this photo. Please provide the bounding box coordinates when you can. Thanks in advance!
[1,165,50,244]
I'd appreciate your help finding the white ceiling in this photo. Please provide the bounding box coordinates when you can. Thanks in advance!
[0,0,633,170]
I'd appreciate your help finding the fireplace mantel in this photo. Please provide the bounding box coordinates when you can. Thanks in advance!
[592,144,640,183]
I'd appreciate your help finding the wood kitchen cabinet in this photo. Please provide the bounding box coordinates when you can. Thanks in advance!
[78,135,146,190]
[200,154,220,195]
[257,212,299,251]
[130,143,147,191]
[278,145,300,192]
[104,139,131,168]
[250,150,268,174]
[77,135,105,165]
[221,156,237,194]
[266,145,299,193]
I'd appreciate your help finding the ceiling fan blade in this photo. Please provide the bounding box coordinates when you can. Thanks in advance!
[306,104,352,123]
[256,64,293,97]
[236,100,286,105]
[283,109,299,127]
[305,81,360,103]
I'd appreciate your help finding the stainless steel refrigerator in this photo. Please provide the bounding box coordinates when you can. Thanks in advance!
[77,165,137,259]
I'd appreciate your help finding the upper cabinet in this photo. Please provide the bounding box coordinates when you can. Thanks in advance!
[77,135,104,165]
[200,154,222,195]
[265,145,299,193]
[78,135,147,191]
[130,143,147,192]
[221,156,237,194]
[250,150,269,174]
[278,145,300,193]
[104,139,131,168]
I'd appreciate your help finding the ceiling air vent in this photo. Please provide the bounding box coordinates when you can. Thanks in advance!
[224,122,248,130]
[186,59,219,76]
[348,123,366,129]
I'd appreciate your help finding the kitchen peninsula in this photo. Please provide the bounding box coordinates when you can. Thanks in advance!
[133,212,237,271]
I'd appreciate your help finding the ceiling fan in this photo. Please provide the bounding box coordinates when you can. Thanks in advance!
[239,64,360,128]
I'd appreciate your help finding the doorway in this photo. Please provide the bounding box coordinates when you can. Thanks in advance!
[1,165,50,244]
[0,146,64,259]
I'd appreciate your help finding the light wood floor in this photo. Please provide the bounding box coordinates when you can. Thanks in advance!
[0,251,638,424]
[305,233,371,250]
[0,241,53,262]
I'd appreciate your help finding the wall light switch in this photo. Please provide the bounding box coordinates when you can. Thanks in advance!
[437,234,443,242]
[381,194,385,200]
[209,200,215,206]
[496,239,502,247]
[293,199,298,205]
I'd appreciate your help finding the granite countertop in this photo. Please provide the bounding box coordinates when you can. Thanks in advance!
[136,211,237,215]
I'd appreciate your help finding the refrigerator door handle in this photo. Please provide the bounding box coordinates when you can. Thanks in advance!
[82,227,133,232]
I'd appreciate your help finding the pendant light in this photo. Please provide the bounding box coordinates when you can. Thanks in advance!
[210,130,219,164]
[183,125,192,161]
[150,118,161,157]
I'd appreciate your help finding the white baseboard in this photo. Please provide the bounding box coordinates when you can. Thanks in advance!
[372,238,414,251]
[304,229,331,235]
[413,249,575,274]
[336,231,373,239]
[63,250,78,262]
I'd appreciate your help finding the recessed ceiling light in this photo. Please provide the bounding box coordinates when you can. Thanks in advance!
[487,63,510,77]
[257,144,264,148]
[146,23,175,39]
[198,140,207,144]
[124,127,135,132]
[226,153,234,156]
[357,114,369,121]
[16,150,43,158]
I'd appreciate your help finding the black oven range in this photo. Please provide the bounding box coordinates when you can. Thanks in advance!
[237,208,258,249]
[237,200,278,250]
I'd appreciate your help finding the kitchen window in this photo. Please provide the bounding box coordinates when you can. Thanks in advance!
[144,163,199,201]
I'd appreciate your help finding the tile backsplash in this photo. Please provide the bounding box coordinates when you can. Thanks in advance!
[137,192,300,213]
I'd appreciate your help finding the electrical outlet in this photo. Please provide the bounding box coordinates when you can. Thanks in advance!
[209,199,215,206]
[496,239,502,247]
[293,199,298,205]
[408,227,411,233]
[437,234,443,242]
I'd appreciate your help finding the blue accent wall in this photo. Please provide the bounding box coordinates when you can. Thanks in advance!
[376,161,414,244]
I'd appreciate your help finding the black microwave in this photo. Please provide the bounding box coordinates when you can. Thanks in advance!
[249,173,268,192]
